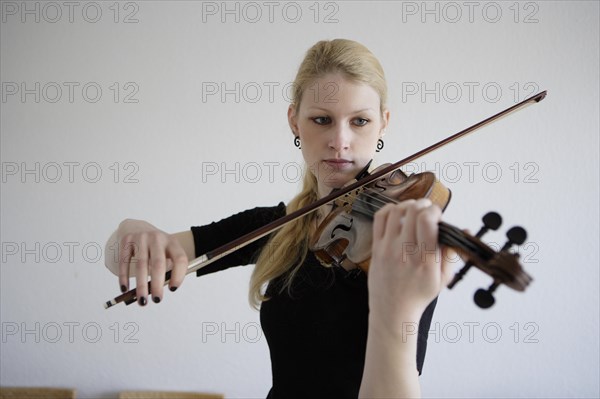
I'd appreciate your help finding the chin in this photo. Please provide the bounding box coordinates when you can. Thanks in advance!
[321,172,354,189]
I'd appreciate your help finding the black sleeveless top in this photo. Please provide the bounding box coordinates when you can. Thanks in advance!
[191,203,437,398]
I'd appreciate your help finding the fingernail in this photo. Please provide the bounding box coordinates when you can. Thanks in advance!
[170,286,178,292]
[153,296,161,304]
[139,296,147,306]
[121,285,127,293]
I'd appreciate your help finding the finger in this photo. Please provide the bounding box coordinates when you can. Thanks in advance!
[389,203,409,236]
[118,235,135,293]
[440,246,457,287]
[375,200,416,239]
[167,242,189,291]
[415,204,442,266]
[149,241,167,303]
[373,203,393,242]
[134,236,149,306]
[400,199,432,259]
[414,202,441,245]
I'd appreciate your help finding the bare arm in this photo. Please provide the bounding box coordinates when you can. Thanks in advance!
[359,199,453,398]
[360,312,422,398]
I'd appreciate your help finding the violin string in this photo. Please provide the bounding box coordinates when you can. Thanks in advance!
[342,186,400,217]
[326,183,483,254]
[350,190,480,247]
[338,187,482,254]
[346,192,490,260]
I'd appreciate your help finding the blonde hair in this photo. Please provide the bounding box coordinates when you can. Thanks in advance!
[249,39,388,308]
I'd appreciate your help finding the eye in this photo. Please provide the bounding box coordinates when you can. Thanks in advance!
[312,116,331,125]
[353,118,370,126]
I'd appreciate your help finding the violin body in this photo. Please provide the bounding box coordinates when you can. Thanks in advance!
[310,165,451,272]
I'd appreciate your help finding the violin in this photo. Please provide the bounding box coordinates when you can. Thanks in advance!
[310,167,450,273]
[309,168,532,308]
[104,90,546,310]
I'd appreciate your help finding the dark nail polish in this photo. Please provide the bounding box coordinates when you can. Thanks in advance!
[153,296,161,304]
[170,286,178,292]
[139,296,147,306]
[121,285,127,293]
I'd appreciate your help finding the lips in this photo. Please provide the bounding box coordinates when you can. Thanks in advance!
[323,159,353,169]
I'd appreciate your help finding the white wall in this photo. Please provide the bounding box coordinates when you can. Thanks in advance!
[1,1,598,398]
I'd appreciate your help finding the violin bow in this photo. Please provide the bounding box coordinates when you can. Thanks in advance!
[104,90,547,309]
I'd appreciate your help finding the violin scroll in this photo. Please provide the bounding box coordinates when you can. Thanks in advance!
[444,213,533,308]
[447,211,503,289]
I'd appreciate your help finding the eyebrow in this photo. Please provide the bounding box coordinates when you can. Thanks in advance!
[307,107,376,114]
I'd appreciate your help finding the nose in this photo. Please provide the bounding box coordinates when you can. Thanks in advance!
[328,123,351,152]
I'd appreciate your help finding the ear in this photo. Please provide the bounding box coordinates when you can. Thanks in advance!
[380,109,390,138]
[288,104,299,137]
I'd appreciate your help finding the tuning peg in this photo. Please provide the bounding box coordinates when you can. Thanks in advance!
[477,212,502,237]
[448,212,502,289]
[473,226,528,308]
[474,282,499,309]
[474,288,495,308]
[501,226,527,251]
[447,263,470,289]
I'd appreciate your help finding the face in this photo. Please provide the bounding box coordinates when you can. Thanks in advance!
[288,73,389,198]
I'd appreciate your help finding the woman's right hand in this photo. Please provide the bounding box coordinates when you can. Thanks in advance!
[108,219,192,306]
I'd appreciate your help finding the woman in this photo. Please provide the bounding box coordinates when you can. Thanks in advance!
[105,39,452,398]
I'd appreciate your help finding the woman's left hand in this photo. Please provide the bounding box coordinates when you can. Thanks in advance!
[369,198,454,330]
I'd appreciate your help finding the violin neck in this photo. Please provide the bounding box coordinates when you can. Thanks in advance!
[438,222,492,262]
